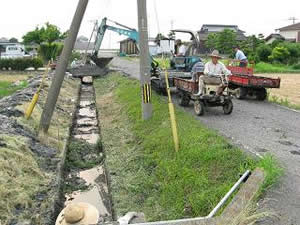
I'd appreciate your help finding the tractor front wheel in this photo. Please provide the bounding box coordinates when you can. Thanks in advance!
[194,100,204,116]
[223,99,233,115]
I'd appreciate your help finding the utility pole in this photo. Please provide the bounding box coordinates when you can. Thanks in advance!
[39,0,89,133]
[137,0,152,120]
[288,17,298,24]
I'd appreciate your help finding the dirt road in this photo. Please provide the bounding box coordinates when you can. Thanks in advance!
[111,57,300,225]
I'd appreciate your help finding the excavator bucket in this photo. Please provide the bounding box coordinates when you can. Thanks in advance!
[90,55,113,68]
[69,55,113,78]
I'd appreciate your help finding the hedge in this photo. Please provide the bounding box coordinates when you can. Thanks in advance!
[0,58,43,71]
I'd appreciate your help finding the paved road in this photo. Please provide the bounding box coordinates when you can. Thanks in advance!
[111,57,300,225]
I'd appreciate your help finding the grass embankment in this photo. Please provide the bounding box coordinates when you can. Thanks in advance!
[95,73,281,221]
[0,77,80,224]
[254,62,300,73]
[0,75,29,98]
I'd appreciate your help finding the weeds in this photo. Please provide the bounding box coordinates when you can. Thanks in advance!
[94,73,281,221]
[267,91,300,110]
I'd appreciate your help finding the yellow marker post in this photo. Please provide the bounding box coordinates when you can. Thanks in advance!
[164,70,179,152]
[25,63,50,119]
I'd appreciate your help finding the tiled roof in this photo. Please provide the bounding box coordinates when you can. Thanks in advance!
[277,22,300,31]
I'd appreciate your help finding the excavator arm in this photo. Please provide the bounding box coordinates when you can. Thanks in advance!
[92,17,159,76]
[93,17,139,56]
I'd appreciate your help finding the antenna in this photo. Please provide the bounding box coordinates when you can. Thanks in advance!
[171,19,174,30]
[288,17,298,24]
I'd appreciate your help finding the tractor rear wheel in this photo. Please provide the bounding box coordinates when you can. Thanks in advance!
[179,92,190,106]
[236,87,248,99]
[194,100,204,116]
[256,88,267,101]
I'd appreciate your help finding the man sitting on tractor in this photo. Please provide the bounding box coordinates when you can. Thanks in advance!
[195,50,231,96]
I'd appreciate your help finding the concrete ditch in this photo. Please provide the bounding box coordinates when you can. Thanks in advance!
[59,75,114,224]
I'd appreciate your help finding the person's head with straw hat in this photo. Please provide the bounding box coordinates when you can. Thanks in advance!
[56,203,99,225]
[209,49,222,65]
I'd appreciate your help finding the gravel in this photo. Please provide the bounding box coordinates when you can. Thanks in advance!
[111,57,300,225]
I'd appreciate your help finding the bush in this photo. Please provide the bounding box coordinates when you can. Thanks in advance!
[278,42,300,64]
[256,44,272,62]
[268,46,290,64]
[292,63,300,70]
[69,51,82,63]
[38,42,63,61]
[0,57,43,71]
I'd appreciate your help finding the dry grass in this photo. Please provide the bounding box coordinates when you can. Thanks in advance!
[0,77,80,224]
[228,203,279,225]
[0,134,46,224]
[257,73,300,106]
[0,74,29,83]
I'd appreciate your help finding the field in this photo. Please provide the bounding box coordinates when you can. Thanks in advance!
[0,74,29,98]
[258,73,300,107]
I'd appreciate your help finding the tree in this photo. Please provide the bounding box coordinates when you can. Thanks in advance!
[154,33,167,45]
[9,37,18,43]
[256,44,272,62]
[22,22,66,61]
[205,33,218,52]
[23,27,45,45]
[42,22,62,45]
[168,31,175,40]
[216,29,237,54]
[22,22,64,45]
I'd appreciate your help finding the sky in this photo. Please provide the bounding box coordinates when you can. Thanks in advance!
[0,0,299,48]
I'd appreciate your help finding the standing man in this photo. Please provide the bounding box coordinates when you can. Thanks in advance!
[233,46,248,67]
[196,50,231,96]
[175,39,186,56]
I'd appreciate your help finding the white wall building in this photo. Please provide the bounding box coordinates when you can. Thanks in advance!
[276,23,300,42]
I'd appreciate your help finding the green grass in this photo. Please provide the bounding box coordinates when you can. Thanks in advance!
[0,80,28,99]
[95,73,281,221]
[254,62,300,73]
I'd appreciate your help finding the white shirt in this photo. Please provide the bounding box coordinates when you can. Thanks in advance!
[178,45,186,56]
[235,49,247,61]
[204,61,231,76]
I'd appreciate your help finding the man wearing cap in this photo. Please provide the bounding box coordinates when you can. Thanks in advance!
[233,46,248,67]
[196,50,231,96]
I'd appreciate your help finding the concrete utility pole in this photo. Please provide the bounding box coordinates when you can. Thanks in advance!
[39,0,89,133]
[137,0,152,120]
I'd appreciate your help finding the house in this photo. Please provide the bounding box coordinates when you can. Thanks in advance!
[197,24,247,53]
[73,41,95,54]
[119,37,175,56]
[120,38,139,55]
[265,33,285,44]
[276,22,300,42]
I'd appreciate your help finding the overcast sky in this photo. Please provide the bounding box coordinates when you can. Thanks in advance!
[0,0,299,48]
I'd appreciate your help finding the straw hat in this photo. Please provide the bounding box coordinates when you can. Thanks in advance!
[209,50,222,58]
[55,203,99,225]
